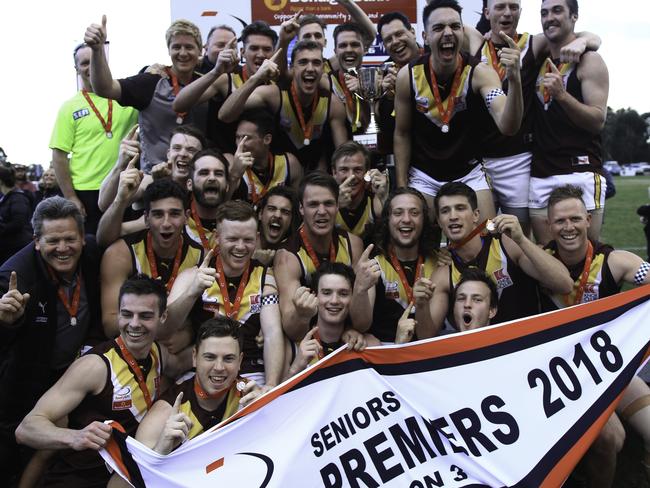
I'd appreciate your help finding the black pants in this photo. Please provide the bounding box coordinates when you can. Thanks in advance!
[75,190,102,236]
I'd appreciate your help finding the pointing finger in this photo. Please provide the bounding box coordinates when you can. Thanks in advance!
[293,9,304,21]
[126,124,139,141]
[8,271,17,291]
[304,326,319,341]
[172,392,183,414]
[419,264,425,280]
[342,175,356,188]
[401,302,414,320]
[227,36,238,49]
[101,14,107,30]
[360,244,374,261]
[270,48,284,63]
[236,135,248,152]
[200,249,214,269]
[546,58,560,74]
[126,153,139,170]
[498,31,517,49]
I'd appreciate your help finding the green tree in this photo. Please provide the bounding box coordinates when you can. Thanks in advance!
[602,108,650,163]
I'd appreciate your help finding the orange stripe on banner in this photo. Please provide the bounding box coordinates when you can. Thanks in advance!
[334,284,650,367]
[201,10,218,16]
[540,392,624,488]
[212,285,650,431]
[205,457,224,474]
[105,421,131,482]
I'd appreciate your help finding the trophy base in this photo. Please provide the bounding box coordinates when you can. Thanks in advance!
[353,132,378,150]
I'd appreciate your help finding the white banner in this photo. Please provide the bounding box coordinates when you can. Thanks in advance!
[102,285,650,488]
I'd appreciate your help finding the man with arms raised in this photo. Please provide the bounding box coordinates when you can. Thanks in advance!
[275,172,363,341]
[277,1,377,79]
[219,41,348,173]
[229,109,302,205]
[529,0,609,244]
[174,21,278,153]
[332,141,388,242]
[473,0,599,234]
[430,182,572,330]
[350,188,439,343]
[100,179,203,338]
[85,17,208,172]
[167,201,284,389]
[50,43,137,234]
[285,263,379,379]
[15,275,189,487]
[376,12,422,160]
[394,0,523,220]
[0,197,102,485]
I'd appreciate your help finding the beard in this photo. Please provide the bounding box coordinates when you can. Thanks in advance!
[193,185,225,209]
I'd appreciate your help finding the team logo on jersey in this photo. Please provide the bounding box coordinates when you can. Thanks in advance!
[415,96,429,113]
[583,283,599,303]
[112,386,133,410]
[72,108,90,120]
[385,280,400,300]
[492,268,514,290]
[249,294,262,314]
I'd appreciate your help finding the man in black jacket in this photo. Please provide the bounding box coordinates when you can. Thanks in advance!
[0,196,103,486]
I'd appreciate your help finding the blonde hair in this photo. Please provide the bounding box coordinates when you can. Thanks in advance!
[166,19,202,50]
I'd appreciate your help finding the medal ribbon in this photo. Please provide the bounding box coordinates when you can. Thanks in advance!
[246,153,275,204]
[194,375,233,400]
[483,34,524,81]
[389,249,424,304]
[165,67,188,122]
[337,71,361,129]
[215,256,251,319]
[299,226,336,269]
[116,336,155,409]
[447,220,488,251]
[539,58,572,106]
[190,196,215,252]
[428,54,464,130]
[81,90,113,136]
[46,264,82,325]
[146,231,183,293]
[290,81,319,145]
[563,240,594,306]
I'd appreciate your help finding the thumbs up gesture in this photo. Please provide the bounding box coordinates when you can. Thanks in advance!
[353,244,380,292]
[395,302,416,344]
[84,15,108,50]
[412,263,435,305]
[497,31,521,82]
[0,271,30,326]
[154,392,194,455]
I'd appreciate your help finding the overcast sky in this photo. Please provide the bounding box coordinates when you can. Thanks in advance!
[1,0,648,165]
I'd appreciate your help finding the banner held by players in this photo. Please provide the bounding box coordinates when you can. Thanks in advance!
[102,285,650,488]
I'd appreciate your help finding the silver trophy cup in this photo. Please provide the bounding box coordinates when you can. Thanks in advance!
[357,66,382,134]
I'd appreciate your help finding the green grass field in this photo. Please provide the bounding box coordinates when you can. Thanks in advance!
[602,176,650,259]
